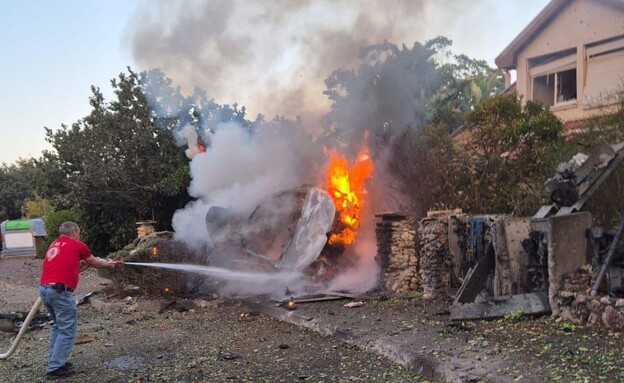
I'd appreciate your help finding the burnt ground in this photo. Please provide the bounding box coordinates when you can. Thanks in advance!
[2,257,624,383]
[1,258,423,383]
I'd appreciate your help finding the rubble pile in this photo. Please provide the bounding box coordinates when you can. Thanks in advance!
[375,214,419,293]
[555,265,624,331]
[100,232,204,297]
[418,217,451,299]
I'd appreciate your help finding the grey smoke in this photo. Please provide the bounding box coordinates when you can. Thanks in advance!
[127,0,485,124]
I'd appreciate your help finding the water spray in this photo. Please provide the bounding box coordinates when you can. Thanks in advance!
[123,262,302,285]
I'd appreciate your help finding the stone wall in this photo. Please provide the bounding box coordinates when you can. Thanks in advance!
[418,217,451,299]
[554,265,624,331]
[375,214,419,293]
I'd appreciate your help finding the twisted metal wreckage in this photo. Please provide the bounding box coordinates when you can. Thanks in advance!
[449,140,624,320]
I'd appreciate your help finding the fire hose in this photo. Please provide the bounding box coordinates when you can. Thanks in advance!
[0,297,43,360]
[1,259,123,360]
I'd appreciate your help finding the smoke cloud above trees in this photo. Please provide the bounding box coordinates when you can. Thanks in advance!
[128,0,494,126]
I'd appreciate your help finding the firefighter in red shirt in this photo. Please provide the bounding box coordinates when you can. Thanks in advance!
[39,221,118,379]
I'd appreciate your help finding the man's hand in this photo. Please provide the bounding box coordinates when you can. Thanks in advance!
[85,255,119,269]
[104,259,124,269]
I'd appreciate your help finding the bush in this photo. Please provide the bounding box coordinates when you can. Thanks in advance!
[99,232,206,298]
[40,209,77,257]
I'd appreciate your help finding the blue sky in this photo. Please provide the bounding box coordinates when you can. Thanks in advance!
[0,0,551,164]
[0,0,137,164]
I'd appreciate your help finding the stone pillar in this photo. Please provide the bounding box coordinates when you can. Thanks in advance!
[375,213,419,293]
[418,217,451,299]
[136,221,156,239]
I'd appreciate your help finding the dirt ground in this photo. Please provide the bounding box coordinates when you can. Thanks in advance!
[2,257,624,383]
[0,258,425,383]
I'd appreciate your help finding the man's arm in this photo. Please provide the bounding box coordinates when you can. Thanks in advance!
[84,255,116,269]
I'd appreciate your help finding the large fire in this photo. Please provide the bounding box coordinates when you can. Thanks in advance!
[324,138,374,246]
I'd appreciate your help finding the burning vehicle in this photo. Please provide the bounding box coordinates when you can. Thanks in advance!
[205,186,336,272]
[204,142,376,281]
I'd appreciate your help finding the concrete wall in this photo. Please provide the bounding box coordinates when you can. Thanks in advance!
[516,0,624,121]
[504,217,532,294]
[547,212,593,316]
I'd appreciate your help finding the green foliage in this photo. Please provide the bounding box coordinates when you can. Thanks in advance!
[39,69,191,253]
[388,94,569,216]
[445,95,567,215]
[501,309,525,323]
[41,209,76,251]
[0,159,38,221]
[23,193,53,218]
[100,232,204,297]
[155,165,190,197]
[35,68,258,253]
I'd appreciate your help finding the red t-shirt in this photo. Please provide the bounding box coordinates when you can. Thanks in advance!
[40,235,91,291]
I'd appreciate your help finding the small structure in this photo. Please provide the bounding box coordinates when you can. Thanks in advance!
[0,219,47,258]
[374,213,419,294]
[136,221,157,239]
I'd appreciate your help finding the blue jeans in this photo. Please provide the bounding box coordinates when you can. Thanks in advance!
[39,286,77,373]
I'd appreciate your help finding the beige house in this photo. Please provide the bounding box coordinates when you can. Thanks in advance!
[496,0,624,123]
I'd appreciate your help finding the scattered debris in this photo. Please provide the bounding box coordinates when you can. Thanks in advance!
[0,319,13,333]
[158,301,176,314]
[75,291,97,306]
[0,309,50,332]
[344,301,363,308]
[75,334,95,345]
[450,292,551,320]
[217,350,241,361]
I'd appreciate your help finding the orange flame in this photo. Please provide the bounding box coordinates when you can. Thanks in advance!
[325,136,374,246]
[151,246,158,256]
[197,142,206,153]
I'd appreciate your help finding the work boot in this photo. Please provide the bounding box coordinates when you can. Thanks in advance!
[46,365,76,380]
[63,361,74,370]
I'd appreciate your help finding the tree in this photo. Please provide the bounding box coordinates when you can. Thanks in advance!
[447,94,566,215]
[39,68,257,254]
[41,70,190,253]
[0,159,39,221]
[23,193,53,218]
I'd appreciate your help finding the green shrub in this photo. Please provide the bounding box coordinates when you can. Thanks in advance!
[99,232,206,298]
[40,209,77,257]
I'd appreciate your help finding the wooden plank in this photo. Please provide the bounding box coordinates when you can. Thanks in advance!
[450,292,551,320]
[454,246,496,303]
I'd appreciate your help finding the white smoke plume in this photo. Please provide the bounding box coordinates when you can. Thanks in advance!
[172,121,319,246]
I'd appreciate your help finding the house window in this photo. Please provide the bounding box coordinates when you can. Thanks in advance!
[529,49,577,107]
[532,69,577,107]
[556,68,577,104]
[533,74,555,106]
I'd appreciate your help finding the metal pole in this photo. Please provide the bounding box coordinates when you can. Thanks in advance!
[590,211,624,297]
